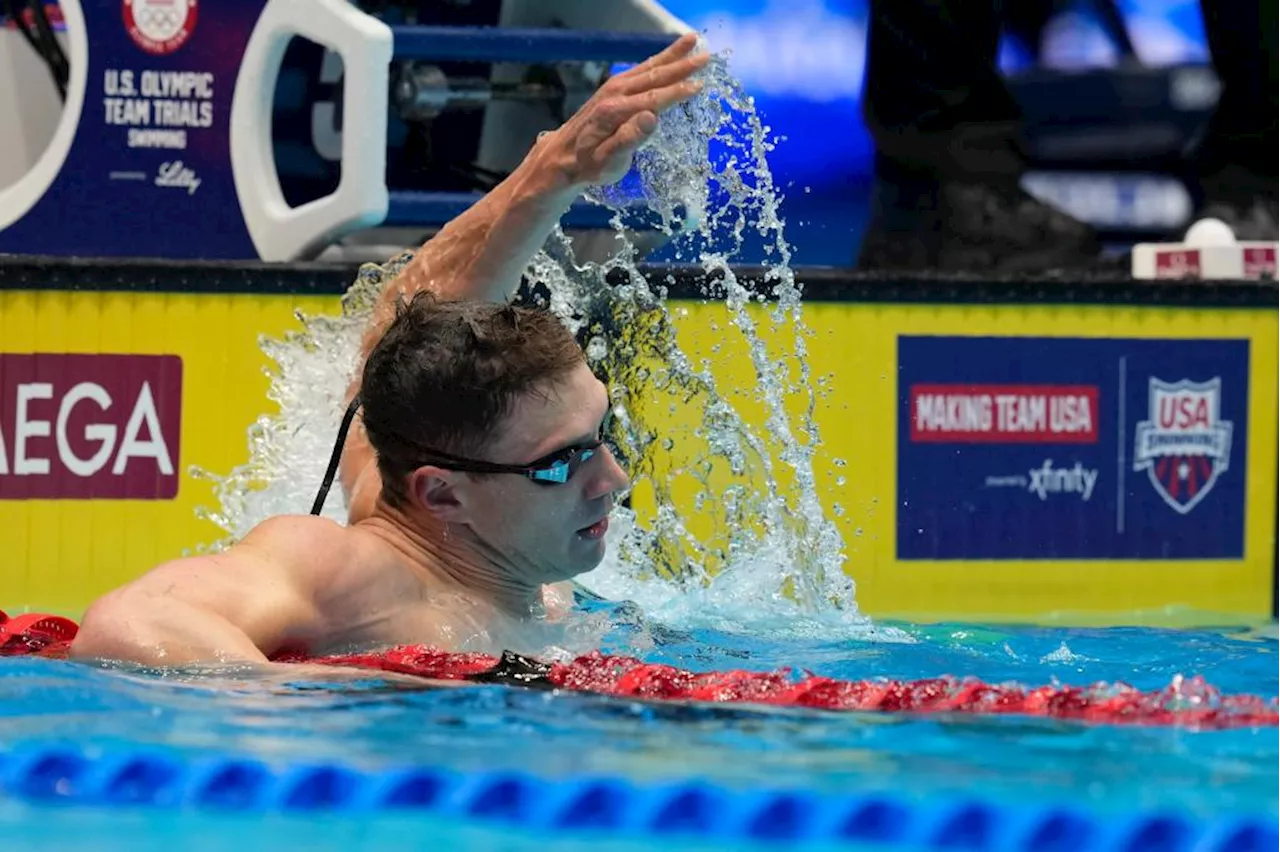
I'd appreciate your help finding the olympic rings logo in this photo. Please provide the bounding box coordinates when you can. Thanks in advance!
[137,8,180,31]
[123,0,197,55]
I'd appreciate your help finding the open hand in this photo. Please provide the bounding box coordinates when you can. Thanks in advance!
[537,32,709,189]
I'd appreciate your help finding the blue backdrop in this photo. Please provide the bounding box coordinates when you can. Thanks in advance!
[650,0,1211,264]
[1,1,1214,263]
[896,335,1248,561]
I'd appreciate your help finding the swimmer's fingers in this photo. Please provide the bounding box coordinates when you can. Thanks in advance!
[592,110,658,170]
[612,51,709,98]
[637,77,703,116]
[596,78,700,135]
[568,42,702,139]
[619,32,699,78]
[539,35,700,186]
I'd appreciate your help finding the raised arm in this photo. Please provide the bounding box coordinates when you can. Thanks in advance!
[380,35,705,307]
[337,34,708,515]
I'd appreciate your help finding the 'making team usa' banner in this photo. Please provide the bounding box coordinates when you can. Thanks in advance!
[896,336,1249,560]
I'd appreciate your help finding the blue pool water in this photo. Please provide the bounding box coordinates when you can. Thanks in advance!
[1,604,1275,849]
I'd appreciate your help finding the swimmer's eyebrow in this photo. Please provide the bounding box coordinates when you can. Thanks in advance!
[551,392,610,454]
[560,413,608,451]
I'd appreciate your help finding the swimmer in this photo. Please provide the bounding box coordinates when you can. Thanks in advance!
[70,34,709,667]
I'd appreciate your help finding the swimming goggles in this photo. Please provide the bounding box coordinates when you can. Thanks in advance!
[403,413,617,487]
[311,398,622,515]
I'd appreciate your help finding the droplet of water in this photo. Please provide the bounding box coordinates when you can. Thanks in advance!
[585,336,608,362]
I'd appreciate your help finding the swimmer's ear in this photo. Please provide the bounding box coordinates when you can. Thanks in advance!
[411,466,468,521]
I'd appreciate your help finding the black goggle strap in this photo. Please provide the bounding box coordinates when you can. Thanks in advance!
[311,395,363,517]
[408,446,553,477]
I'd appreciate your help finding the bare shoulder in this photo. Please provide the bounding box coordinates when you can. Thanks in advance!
[239,513,347,548]
[234,514,358,577]
[236,514,398,614]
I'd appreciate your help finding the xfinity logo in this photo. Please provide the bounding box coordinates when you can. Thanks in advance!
[1029,459,1098,501]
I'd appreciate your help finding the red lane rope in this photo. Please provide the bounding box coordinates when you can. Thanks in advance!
[4,613,1276,729]
[0,610,79,657]
[284,645,1279,730]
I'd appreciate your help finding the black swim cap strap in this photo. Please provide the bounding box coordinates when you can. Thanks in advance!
[310,395,362,516]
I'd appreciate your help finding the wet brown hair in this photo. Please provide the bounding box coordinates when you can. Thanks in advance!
[359,291,585,506]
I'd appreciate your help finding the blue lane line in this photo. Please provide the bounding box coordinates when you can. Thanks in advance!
[1,743,1275,850]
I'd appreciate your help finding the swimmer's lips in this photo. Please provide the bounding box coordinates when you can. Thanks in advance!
[576,517,609,539]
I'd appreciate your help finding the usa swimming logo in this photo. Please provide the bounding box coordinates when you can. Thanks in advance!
[1133,377,1233,514]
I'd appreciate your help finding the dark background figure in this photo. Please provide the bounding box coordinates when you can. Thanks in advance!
[856,0,1278,273]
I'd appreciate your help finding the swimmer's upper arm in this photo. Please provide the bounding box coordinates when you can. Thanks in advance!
[72,515,342,666]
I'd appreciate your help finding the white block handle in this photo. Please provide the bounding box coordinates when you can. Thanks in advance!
[230,0,392,261]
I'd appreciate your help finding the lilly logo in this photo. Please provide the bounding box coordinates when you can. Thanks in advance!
[155,161,201,195]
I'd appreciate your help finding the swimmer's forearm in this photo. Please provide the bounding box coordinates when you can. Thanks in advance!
[369,33,706,326]
[263,661,461,689]
[396,138,581,305]
[346,138,583,408]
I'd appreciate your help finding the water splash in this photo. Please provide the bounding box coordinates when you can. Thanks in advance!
[189,269,385,544]
[1039,642,1096,665]
[194,47,883,640]
[551,53,855,616]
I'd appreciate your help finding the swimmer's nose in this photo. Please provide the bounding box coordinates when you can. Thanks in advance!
[587,445,630,499]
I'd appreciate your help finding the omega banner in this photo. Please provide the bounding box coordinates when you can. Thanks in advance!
[0,285,339,615]
[0,354,182,499]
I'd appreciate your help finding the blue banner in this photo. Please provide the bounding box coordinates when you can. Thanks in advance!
[896,336,1249,560]
[0,0,263,259]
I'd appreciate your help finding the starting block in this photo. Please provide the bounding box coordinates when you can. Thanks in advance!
[1131,217,1278,280]
[0,0,688,262]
